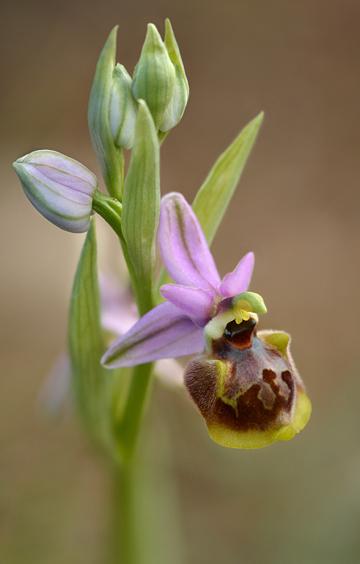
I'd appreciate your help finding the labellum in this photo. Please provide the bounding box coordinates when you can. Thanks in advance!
[184,317,311,449]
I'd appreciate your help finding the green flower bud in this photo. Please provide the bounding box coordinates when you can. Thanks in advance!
[159,64,188,132]
[185,317,311,449]
[132,23,176,130]
[159,19,189,132]
[109,64,138,149]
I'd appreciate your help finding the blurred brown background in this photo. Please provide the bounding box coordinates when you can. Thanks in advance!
[1,0,360,562]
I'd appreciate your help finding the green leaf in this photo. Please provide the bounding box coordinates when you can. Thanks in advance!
[122,100,160,315]
[68,219,114,450]
[192,112,264,245]
[88,27,124,200]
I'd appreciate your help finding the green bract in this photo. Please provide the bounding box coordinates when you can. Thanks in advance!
[192,112,264,245]
[122,100,160,315]
[88,27,124,200]
[68,220,113,449]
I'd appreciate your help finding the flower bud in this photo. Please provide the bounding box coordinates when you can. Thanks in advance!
[184,317,311,449]
[159,19,189,132]
[109,64,138,149]
[159,64,188,132]
[132,23,176,130]
[13,150,98,233]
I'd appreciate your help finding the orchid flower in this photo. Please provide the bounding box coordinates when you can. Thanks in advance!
[102,192,311,449]
[102,192,261,368]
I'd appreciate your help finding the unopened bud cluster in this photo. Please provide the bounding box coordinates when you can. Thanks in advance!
[109,19,189,149]
[13,19,188,231]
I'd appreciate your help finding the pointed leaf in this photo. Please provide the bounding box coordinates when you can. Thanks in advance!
[122,100,160,315]
[192,112,263,245]
[68,219,113,446]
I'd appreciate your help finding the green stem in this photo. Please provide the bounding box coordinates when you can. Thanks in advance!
[92,190,137,303]
[116,362,154,462]
[93,190,156,461]
[92,190,123,234]
[111,461,139,564]
[92,190,154,317]
[110,396,187,564]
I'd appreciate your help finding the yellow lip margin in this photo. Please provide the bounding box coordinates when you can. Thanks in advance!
[206,390,312,450]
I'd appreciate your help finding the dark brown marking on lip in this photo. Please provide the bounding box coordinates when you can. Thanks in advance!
[281,370,295,407]
[223,361,241,399]
[212,370,295,432]
[262,368,281,400]
[185,317,299,433]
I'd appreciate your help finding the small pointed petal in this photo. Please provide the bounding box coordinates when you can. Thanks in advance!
[102,302,204,368]
[160,284,215,327]
[159,192,221,291]
[219,252,254,297]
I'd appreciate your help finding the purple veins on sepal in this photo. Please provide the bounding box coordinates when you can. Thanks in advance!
[13,150,98,233]
[158,192,222,291]
[101,301,205,368]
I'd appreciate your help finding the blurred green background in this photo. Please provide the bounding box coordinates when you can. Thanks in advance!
[1,0,360,562]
